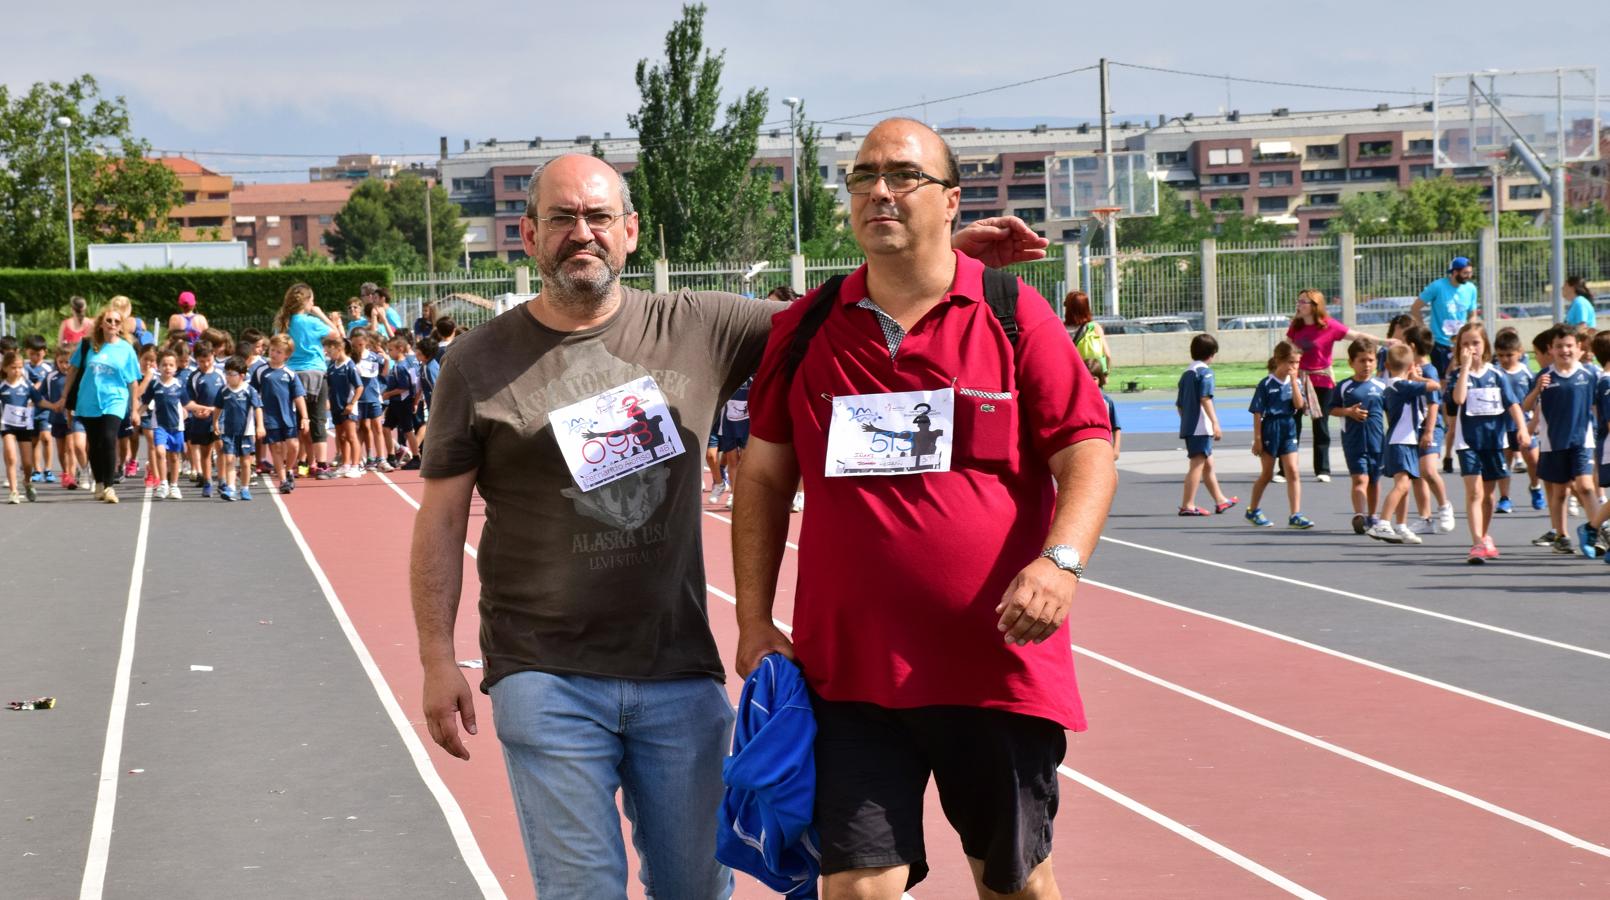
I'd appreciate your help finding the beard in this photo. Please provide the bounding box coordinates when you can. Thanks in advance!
[537,239,622,314]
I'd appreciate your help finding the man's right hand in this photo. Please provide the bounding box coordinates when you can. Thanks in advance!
[735,619,796,679]
[422,661,478,760]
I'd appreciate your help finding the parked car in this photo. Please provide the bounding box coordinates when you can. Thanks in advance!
[1070,315,1154,336]
[1358,296,1418,314]
[1129,315,1193,333]
[1220,314,1292,330]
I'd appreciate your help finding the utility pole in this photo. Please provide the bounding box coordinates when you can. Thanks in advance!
[57,117,76,270]
[424,181,436,303]
[1099,58,1119,316]
[784,97,803,256]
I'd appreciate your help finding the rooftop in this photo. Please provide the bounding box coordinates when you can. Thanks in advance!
[231,181,355,207]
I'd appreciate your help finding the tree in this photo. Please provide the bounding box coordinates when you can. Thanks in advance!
[0,74,183,269]
[281,246,332,267]
[1335,176,1489,236]
[1101,183,1291,246]
[793,106,860,258]
[327,173,463,271]
[624,4,785,264]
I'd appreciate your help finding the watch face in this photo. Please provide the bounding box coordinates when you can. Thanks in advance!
[1051,545,1079,569]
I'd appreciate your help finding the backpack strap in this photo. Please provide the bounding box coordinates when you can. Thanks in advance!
[781,275,847,387]
[980,267,1019,348]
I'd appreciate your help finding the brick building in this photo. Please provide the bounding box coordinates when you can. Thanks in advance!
[155,157,234,241]
[230,181,354,267]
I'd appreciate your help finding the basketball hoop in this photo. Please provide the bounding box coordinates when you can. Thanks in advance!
[1090,207,1122,230]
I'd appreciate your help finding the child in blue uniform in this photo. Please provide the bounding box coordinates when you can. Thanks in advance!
[406,337,439,469]
[1176,334,1235,516]
[1329,338,1386,534]
[23,335,55,485]
[141,348,189,500]
[213,356,265,501]
[320,334,363,479]
[351,330,390,471]
[1247,341,1311,529]
[1493,329,1541,512]
[1368,345,1435,544]
[260,335,309,494]
[1403,326,1456,535]
[1576,331,1610,560]
[1104,393,1122,460]
[1,350,43,503]
[1523,325,1600,553]
[1446,324,1531,563]
[183,341,226,497]
[381,334,418,468]
[41,346,82,488]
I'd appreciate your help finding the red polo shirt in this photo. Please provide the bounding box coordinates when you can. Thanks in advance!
[748,251,1111,731]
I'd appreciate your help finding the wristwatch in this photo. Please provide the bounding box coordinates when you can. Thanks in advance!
[1039,544,1084,579]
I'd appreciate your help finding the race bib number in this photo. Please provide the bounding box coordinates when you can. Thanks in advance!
[548,376,686,492]
[1,403,30,429]
[356,356,382,379]
[1464,385,1503,417]
[825,388,954,477]
[1440,315,1461,337]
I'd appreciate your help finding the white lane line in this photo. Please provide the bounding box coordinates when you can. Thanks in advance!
[80,488,154,900]
[1073,641,1610,859]
[1055,765,1323,899]
[704,586,1317,896]
[1083,578,1610,743]
[378,474,477,558]
[1098,535,1610,663]
[269,483,505,898]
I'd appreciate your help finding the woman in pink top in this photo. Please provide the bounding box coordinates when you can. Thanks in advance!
[58,295,92,350]
[1286,288,1383,481]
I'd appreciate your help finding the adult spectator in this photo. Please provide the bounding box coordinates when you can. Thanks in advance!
[1411,256,1478,378]
[1064,289,1110,383]
[1564,275,1598,328]
[410,151,1043,897]
[66,305,141,503]
[412,301,438,341]
[273,283,341,475]
[734,118,1117,899]
[106,295,155,347]
[167,291,209,347]
[58,296,92,350]
[1286,288,1385,482]
[361,282,405,332]
[344,297,369,335]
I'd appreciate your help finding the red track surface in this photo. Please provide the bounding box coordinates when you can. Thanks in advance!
[282,471,1610,898]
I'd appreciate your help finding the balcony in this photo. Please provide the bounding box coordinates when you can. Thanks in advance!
[960,167,1002,180]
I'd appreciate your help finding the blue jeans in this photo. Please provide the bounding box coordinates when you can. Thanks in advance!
[490,671,736,900]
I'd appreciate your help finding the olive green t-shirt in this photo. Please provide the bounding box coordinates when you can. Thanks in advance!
[422,288,780,690]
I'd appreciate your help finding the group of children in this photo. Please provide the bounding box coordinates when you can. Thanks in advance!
[0,318,444,504]
[1177,320,1610,564]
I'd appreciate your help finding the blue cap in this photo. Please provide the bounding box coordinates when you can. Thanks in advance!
[1449,256,1471,271]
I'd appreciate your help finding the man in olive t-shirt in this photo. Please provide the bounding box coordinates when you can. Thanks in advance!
[410,153,1047,899]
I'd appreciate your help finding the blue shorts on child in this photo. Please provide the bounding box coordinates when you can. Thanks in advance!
[263,426,297,445]
[220,434,255,457]
[1537,446,1592,484]
[152,425,184,454]
[1344,447,1382,479]
[1457,448,1507,481]
[1259,417,1298,456]
[356,401,384,421]
[1383,445,1421,478]
[1185,435,1213,457]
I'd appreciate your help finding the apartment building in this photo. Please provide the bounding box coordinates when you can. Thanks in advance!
[155,157,234,241]
[230,181,353,267]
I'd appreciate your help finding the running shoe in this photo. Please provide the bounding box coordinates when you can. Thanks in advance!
[1494,497,1513,514]
[791,491,804,513]
[725,490,734,510]
[709,482,726,505]
[102,486,118,504]
[343,465,364,479]
[401,457,422,471]
[1467,543,1488,564]
[1366,521,1402,542]
[1552,534,1575,554]
[1568,496,1583,518]
[125,459,139,478]
[155,483,169,500]
[219,486,236,501]
[239,486,253,501]
[1245,508,1272,527]
[143,470,158,489]
[298,463,311,478]
[1482,535,1500,560]
[1288,514,1315,529]
[1315,473,1331,483]
[1272,472,1286,484]
[1531,530,1560,547]
[168,484,182,500]
[43,470,57,483]
[316,467,342,480]
[1178,506,1210,517]
[1408,517,1437,535]
[1530,486,1545,510]
[8,490,21,505]
[1351,514,1367,535]
[1397,524,1423,545]
[377,459,395,473]
[29,471,43,483]
[1578,524,1603,560]
[1214,497,1240,514]
[200,481,212,499]
[62,474,77,490]
[1436,504,1456,533]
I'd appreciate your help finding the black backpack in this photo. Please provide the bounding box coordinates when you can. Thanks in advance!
[781,267,1020,386]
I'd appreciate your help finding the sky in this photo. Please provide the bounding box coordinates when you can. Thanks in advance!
[4,0,1606,183]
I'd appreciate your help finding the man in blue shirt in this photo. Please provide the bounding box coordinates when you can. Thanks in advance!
[1412,256,1479,379]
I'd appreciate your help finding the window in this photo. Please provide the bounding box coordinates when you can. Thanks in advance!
[1012,206,1046,223]
[1258,171,1294,188]
[1306,193,1341,207]
[451,177,490,193]
[187,217,225,228]
[1155,150,1188,167]
[1013,160,1045,177]
[1204,173,1249,187]
[958,208,1002,223]
[501,199,527,213]
[1209,196,1243,212]
[1257,196,1290,213]
[960,186,998,202]
[266,236,282,247]
[1303,168,1347,184]
[266,215,281,226]
[1406,139,1434,156]
[182,192,197,203]
[318,215,332,225]
[1206,148,1244,166]
[1060,227,1085,242]
[1306,144,1340,161]
[1349,166,1399,182]
[504,224,521,239]
[503,175,531,192]
[752,165,783,182]
[1357,140,1393,159]
[318,234,327,246]
[1007,183,1046,200]
[1509,183,1544,200]
[1408,164,1436,180]
[1309,218,1332,233]
[960,161,1002,179]
[819,166,831,179]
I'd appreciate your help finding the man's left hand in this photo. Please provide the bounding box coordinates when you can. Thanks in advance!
[996,557,1076,646]
[954,216,1050,267]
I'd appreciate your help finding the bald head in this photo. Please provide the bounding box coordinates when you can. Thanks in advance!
[526,154,634,217]
[861,118,959,187]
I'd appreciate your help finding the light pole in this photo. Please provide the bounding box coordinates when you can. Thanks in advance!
[56,116,76,270]
[783,97,802,256]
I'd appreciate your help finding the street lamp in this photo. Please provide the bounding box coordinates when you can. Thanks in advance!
[56,116,75,270]
[783,97,802,256]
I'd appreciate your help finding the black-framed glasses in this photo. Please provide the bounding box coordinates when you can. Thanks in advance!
[844,169,955,195]
[532,211,626,232]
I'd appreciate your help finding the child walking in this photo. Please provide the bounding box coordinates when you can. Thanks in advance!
[1446,324,1531,563]
[320,334,364,479]
[1246,341,1312,529]
[1494,328,1542,512]
[1,350,43,504]
[1368,345,1435,544]
[1524,326,1601,553]
[1403,325,1457,534]
[259,335,308,495]
[1328,338,1387,534]
[141,349,188,499]
[23,335,55,485]
[351,330,390,471]
[1176,333,1236,516]
[183,341,225,497]
[213,356,265,501]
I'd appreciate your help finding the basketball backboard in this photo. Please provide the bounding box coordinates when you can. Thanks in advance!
[1046,150,1159,221]
[1432,67,1600,169]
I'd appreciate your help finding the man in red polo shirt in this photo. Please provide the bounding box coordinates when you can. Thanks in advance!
[732,118,1117,899]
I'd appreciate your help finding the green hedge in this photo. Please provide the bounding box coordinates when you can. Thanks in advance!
[0,266,392,321]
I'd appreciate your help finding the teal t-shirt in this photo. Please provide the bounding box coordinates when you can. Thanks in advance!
[1418,277,1478,347]
[1566,295,1598,328]
[287,313,332,372]
[70,339,141,418]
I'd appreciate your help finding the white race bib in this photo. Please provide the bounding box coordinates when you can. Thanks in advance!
[825,388,954,477]
[547,376,686,492]
[356,355,382,379]
[1440,316,1461,337]
[1464,385,1503,417]
[1,403,30,429]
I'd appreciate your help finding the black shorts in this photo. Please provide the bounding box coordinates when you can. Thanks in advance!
[811,694,1066,894]
[2,425,37,443]
[384,403,413,431]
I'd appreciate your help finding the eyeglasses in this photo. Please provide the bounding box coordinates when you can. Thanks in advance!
[104,318,123,326]
[844,169,955,195]
[532,211,625,232]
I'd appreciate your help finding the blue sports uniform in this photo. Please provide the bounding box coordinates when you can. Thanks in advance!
[1383,378,1431,478]
[1418,361,1446,454]
[215,384,263,457]
[1501,365,1534,441]
[382,361,416,430]
[247,357,270,392]
[718,377,752,453]
[257,366,306,444]
[1533,364,1596,483]
[355,350,386,420]
[326,359,360,423]
[185,368,226,445]
[141,377,189,453]
[24,360,53,431]
[1249,374,1299,456]
[1104,394,1120,437]
[1595,371,1610,487]
[43,369,70,438]
[0,380,43,438]
[1330,376,1386,479]
[1176,361,1215,457]
[1448,365,1522,481]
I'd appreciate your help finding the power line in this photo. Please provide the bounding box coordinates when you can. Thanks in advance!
[817,64,1100,123]
[1110,61,1425,97]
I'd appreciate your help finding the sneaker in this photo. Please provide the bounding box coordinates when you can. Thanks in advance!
[298,464,311,478]
[1467,543,1488,564]
[1408,517,1436,535]
[1367,521,1402,542]
[725,490,734,510]
[377,459,395,473]
[709,483,726,505]
[280,479,294,494]
[1529,486,1545,510]
[43,470,57,483]
[1397,524,1423,544]
[6,491,19,505]
[155,483,169,500]
[317,466,342,480]
[125,460,139,478]
[239,486,253,502]
[1531,530,1559,547]
[29,471,43,483]
[401,456,422,471]
[1272,472,1286,483]
[1351,514,1367,535]
[1436,504,1456,533]
[1552,534,1575,554]
[1178,506,1210,517]
[1568,496,1583,518]
[220,486,236,501]
[200,481,212,498]
[1578,524,1604,560]
[143,471,158,489]
[1214,497,1240,514]
[343,465,364,479]
[62,474,77,490]
[1245,508,1273,527]
[1315,473,1331,483]
[24,483,36,502]
[1495,497,1513,514]
[169,484,182,501]
[102,486,118,504]
[1288,513,1315,529]
[791,491,804,513]
[1483,535,1501,560]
